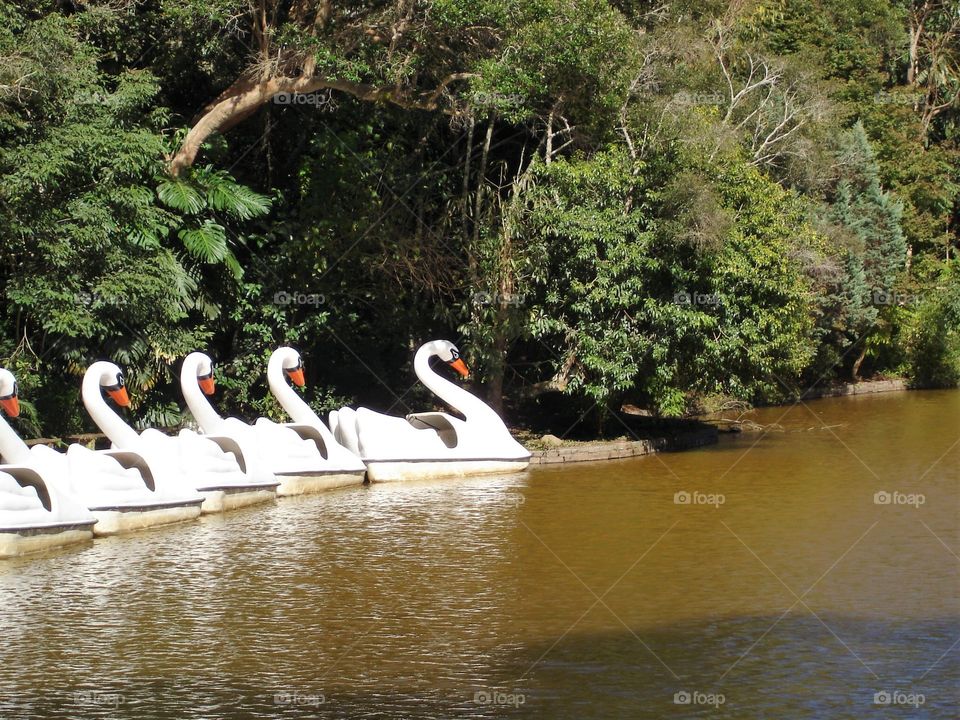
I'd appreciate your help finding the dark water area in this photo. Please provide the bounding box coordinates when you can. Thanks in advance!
[0,390,957,718]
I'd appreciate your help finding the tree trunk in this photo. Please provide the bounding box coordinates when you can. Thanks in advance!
[462,114,475,248]
[908,23,921,85]
[851,346,867,382]
[487,330,506,414]
[907,1,932,85]
[545,104,553,164]
[473,118,494,246]
[486,229,514,415]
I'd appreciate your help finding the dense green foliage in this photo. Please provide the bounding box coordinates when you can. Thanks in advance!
[0,0,957,436]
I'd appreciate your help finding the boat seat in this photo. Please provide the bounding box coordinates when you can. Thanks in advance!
[405,413,459,449]
[2,466,52,511]
[282,424,329,459]
[101,450,156,491]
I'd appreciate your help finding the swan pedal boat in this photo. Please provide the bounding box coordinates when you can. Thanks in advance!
[0,368,201,537]
[330,340,530,482]
[0,465,97,557]
[83,362,278,514]
[183,351,365,496]
[29,446,204,534]
[266,346,368,492]
[0,375,96,555]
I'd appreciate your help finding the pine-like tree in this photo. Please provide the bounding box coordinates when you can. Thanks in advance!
[827,122,908,379]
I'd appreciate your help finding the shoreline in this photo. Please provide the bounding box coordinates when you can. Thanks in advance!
[797,377,909,400]
[529,426,718,465]
[21,378,921,463]
[527,377,920,465]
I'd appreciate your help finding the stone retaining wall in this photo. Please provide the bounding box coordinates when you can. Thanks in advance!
[800,378,908,400]
[530,427,718,465]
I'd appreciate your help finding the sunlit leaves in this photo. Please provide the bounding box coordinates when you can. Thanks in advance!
[204,173,272,220]
[157,179,205,214]
[179,222,229,263]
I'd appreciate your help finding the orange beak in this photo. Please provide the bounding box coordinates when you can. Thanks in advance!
[286,368,305,387]
[0,396,19,417]
[107,387,130,407]
[199,376,216,395]
[449,358,470,378]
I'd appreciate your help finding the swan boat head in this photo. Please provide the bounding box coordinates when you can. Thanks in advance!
[275,347,306,387]
[191,353,217,395]
[93,363,131,408]
[424,340,470,379]
[0,368,20,417]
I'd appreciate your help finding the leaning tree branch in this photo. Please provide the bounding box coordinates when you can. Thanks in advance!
[167,71,476,175]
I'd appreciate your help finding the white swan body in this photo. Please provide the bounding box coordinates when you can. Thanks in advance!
[0,370,97,555]
[330,340,530,482]
[83,362,277,514]
[265,347,367,493]
[182,352,358,495]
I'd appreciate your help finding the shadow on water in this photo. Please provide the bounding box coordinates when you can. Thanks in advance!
[1,614,956,719]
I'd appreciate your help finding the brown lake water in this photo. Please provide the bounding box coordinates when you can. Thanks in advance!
[0,390,957,718]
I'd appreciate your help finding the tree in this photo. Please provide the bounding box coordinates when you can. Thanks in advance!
[824,123,908,379]
[0,1,270,433]
[709,3,830,169]
[900,0,960,141]
[515,144,818,418]
[907,259,960,386]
